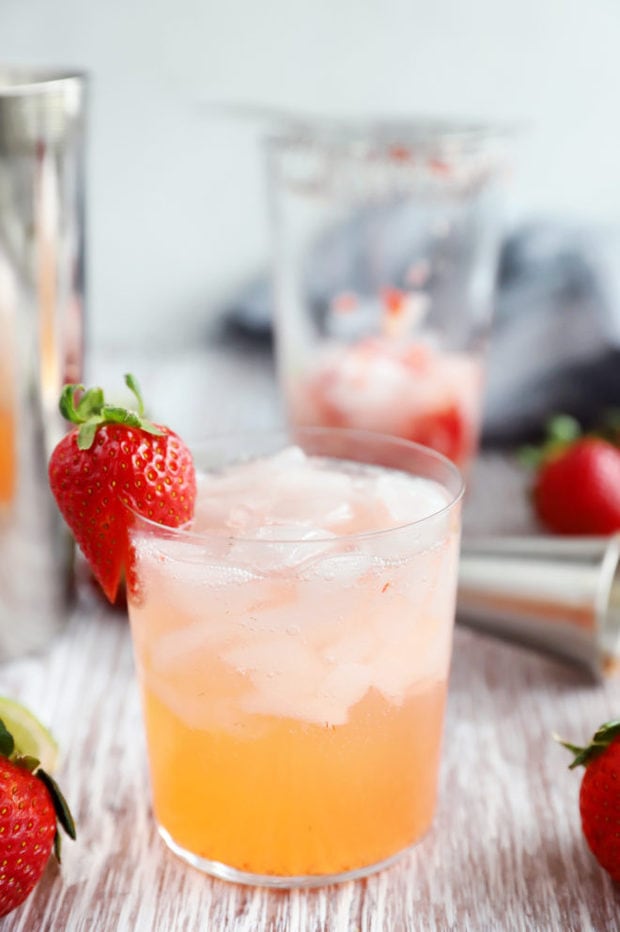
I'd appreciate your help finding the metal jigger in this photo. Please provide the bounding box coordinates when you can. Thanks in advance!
[458,535,620,678]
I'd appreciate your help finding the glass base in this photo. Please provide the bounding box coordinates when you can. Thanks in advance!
[158,825,416,889]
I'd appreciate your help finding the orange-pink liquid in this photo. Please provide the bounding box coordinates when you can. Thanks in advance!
[141,678,446,877]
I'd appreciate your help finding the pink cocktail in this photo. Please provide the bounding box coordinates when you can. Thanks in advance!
[127,428,463,887]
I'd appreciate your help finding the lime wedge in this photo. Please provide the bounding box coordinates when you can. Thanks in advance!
[0,697,58,772]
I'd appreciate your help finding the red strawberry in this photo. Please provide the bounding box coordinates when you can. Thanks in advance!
[407,404,471,468]
[523,414,620,535]
[48,374,196,602]
[0,720,75,917]
[533,438,620,535]
[559,721,620,883]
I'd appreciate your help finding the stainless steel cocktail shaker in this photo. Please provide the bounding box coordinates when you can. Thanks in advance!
[0,67,86,658]
[458,535,620,678]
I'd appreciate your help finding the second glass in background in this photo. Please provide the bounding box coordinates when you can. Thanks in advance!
[268,119,508,472]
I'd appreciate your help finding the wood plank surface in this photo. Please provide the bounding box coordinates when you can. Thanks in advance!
[0,342,619,931]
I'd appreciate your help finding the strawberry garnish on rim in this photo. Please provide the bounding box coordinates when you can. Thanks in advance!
[48,373,196,602]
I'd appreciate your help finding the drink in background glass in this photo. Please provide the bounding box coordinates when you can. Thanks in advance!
[268,119,508,471]
[126,428,463,887]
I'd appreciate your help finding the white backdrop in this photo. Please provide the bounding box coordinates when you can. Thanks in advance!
[1,0,619,347]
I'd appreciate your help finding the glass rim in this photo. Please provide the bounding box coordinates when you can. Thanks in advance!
[0,66,86,96]
[266,114,516,160]
[126,426,464,547]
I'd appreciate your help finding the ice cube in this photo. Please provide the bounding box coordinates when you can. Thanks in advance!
[192,446,358,535]
[303,549,375,584]
[223,636,324,713]
[320,661,373,713]
[312,577,452,704]
[266,466,355,529]
[234,583,301,634]
[366,516,452,563]
[151,619,232,672]
[228,526,337,574]
[419,532,460,620]
[375,473,450,525]
[147,675,256,734]
[263,445,307,471]
[132,530,232,568]
[321,622,378,665]
[323,347,413,433]
[223,633,376,726]
[370,615,453,701]
[132,532,267,630]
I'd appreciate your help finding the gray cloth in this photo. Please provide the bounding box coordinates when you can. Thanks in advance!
[484,223,620,442]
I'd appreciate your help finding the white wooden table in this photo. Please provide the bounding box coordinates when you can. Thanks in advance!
[1,341,619,931]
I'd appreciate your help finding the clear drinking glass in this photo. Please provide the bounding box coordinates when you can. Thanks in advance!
[268,119,508,472]
[126,427,463,887]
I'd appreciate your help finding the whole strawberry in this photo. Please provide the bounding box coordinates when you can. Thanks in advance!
[559,721,620,883]
[534,438,620,534]
[0,719,75,917]
[525,416,620,535]
[48,374,196,602]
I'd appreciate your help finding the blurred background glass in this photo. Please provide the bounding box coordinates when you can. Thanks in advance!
[269,119,507,470]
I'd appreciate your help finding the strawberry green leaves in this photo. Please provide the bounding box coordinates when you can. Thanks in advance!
[36,769,77,861]
[59,373,163,450]
[519,414,582,469]
[557,720,620,769]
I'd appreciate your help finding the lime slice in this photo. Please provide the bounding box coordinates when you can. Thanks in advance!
[0,697,58,772]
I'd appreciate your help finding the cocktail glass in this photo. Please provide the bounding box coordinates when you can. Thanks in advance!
[268,119,508,471]
[126,427,463,887]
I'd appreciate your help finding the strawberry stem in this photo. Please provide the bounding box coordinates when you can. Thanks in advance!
[519,414,582,469]
[556,719,620,768]
[58,374,163,450]
[547,414,581,445]
[124,373,145,416]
